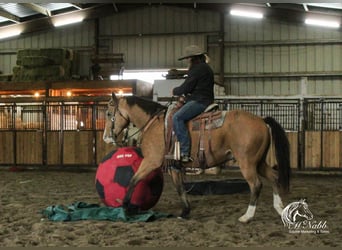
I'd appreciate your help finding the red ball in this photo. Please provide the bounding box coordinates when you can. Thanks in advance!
[95,147,163,210]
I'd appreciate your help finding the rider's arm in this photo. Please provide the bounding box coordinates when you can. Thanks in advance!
[172,66,200,96]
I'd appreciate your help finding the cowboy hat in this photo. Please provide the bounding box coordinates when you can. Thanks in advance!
[178,45,207,61]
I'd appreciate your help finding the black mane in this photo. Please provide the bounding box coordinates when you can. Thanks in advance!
[125,96,166,116]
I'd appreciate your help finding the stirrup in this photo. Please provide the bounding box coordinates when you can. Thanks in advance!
[185,167,203,175]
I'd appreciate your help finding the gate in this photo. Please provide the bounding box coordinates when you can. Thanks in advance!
[0,97,341,169]
[304,99,342,168]
[0,99,113,168]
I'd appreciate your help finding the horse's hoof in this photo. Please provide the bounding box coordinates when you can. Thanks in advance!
[177,214,189,220]
[178,208,190,219]
[238,215,253,223]
[123,201,140,215]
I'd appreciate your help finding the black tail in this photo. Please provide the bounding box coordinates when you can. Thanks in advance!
[263,117,291,193]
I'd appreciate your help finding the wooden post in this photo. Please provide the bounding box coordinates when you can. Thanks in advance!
[219,11,225,85]
[42,101,47,166]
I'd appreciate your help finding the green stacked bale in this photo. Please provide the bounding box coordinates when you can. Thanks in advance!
[21,56,55,68]
[13,48,75,82]
[16,49,41,65]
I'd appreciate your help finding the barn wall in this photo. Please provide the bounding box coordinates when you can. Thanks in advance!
[109,35,205,69]
[99,6,219,69]
[221,17,342,96]
[0,5,340,97]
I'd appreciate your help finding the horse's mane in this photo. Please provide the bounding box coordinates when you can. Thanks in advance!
[125,96,166,116]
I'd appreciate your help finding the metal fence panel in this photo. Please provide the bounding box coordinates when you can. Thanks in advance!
[216,99,300,131]
[305,99,342,131]
[0,98,341,168]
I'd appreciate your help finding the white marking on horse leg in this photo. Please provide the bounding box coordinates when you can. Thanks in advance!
[273,193,284,215]
[238,205,256,223]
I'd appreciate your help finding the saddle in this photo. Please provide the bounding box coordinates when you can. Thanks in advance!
[164,102,227,169]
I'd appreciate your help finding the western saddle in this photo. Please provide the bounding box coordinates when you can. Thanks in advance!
[164,100,226,171]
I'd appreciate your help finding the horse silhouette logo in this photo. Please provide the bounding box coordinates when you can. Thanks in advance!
[281,199,313,228]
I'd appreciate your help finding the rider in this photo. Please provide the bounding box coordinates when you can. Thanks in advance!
[172,45,214,162]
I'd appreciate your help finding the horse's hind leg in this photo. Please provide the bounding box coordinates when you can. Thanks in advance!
[238,160,262,223]
[258,162,284,216]
[169,163,190,219]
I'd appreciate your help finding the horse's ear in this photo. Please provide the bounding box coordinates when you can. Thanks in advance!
[110,92,118,106]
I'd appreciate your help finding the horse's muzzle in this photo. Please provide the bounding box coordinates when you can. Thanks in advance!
[103,133,116,145]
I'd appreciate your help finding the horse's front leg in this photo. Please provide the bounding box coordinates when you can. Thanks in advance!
[122,158,161,214]
[169,161,191,219]
[122,179,140,214]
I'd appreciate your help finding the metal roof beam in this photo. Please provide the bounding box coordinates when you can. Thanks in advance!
[0,9,20,23]
[20,3,51,17]
[113,3,119,13]
[6,4,115,36]
[70,4,83,10]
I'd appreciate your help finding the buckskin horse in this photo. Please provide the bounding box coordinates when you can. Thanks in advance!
[103,93,290,223]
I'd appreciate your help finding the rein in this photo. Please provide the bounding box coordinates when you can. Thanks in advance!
[107,98,174,146]
[113,107,167,146]
[124,109,165,146]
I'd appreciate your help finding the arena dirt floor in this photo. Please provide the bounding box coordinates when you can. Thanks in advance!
[0,167,341,247]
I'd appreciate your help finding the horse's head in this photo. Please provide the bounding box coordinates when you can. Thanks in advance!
[103,93,130,145]
[294,199,314,221]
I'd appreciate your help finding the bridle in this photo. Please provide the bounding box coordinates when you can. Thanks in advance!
[106,103,166,146]
[106,105,130,144]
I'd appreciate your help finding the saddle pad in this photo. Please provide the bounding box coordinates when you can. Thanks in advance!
[191,111,227,131]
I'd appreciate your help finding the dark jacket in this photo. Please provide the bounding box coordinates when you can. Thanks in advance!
[172,62,214,107]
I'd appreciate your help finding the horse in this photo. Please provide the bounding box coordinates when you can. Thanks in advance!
[281,199,313,228]
[103,93,291,223]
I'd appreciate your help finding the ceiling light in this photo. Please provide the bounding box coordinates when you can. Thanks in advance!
[305,18,340,28]
[0,30,21,39]
[230,9,263,19]
[53,17,83,27]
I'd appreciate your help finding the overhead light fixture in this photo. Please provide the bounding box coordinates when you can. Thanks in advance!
[230,9,263,19]
[305,18,340,28]
[0,30,21,40]
[53,17,83,27]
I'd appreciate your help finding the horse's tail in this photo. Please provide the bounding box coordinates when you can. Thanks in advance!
[263,117,291,194]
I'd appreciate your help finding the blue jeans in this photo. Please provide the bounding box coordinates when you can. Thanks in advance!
[172,100,207,156]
